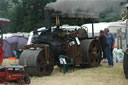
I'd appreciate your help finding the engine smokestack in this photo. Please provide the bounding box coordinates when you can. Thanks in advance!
[44,7,52,31]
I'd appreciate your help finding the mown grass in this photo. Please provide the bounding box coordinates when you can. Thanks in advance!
[1,59,128,85]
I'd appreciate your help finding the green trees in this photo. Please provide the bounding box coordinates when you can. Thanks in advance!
[0,0,122,33]
[0,0,9,18]
[11,0,56,32]
[0,0,56,32]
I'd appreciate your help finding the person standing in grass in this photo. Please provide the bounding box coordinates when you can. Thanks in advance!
[99,30,109,60]
[104,28,115,67]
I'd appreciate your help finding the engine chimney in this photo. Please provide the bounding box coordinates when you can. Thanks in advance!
[44,7,52,31]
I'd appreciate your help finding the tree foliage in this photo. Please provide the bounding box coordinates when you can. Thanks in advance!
[0,0,122,33]
[0,0,56,32]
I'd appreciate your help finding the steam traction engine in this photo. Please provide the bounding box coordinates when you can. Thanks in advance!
[19,8,102,76]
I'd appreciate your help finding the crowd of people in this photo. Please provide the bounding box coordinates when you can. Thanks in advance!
[97,28,115,67]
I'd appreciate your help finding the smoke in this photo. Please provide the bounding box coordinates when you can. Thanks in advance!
[46,0,126,16]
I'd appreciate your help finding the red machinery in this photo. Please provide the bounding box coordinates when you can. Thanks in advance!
[0,65,30,85]
[0,18,10,65]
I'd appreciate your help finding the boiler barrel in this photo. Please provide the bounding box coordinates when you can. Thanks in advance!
[19,49,54,76]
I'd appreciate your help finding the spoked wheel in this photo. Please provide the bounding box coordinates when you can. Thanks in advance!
[123,53,128,79]
[18,79,24,85]
[19,48,54,76]
[88,40,102,66]
[81,39,102,67]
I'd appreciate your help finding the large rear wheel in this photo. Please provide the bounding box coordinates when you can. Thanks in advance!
[123,53,128,79]
[81,39,102,67]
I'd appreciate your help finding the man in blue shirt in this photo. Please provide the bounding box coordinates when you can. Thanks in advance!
[104,28,115,67]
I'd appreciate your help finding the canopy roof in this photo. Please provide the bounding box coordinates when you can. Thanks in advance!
[3,36,28,58]
[6,65,24,68]
[0,18,10,24]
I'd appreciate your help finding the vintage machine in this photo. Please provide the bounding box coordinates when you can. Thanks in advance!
[19,8,102,76]
[0,65,30,85]
[123,3,128,79]
[120,0,128,79]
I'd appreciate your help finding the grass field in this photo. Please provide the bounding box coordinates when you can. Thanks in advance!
[1,59,128,85]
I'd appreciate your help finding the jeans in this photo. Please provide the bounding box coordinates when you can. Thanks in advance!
[102,49,106,59]
[104,47,113,66]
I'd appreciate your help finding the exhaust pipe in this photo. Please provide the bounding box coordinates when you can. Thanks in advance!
[44,7,52,31]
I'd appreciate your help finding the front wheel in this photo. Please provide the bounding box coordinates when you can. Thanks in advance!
[24,77,31,84]
[123,53,128,79]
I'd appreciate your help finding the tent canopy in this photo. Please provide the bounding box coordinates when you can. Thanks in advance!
[3,36,28,58]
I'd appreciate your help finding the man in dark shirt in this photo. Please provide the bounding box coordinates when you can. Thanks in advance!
[99,30,109,59]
